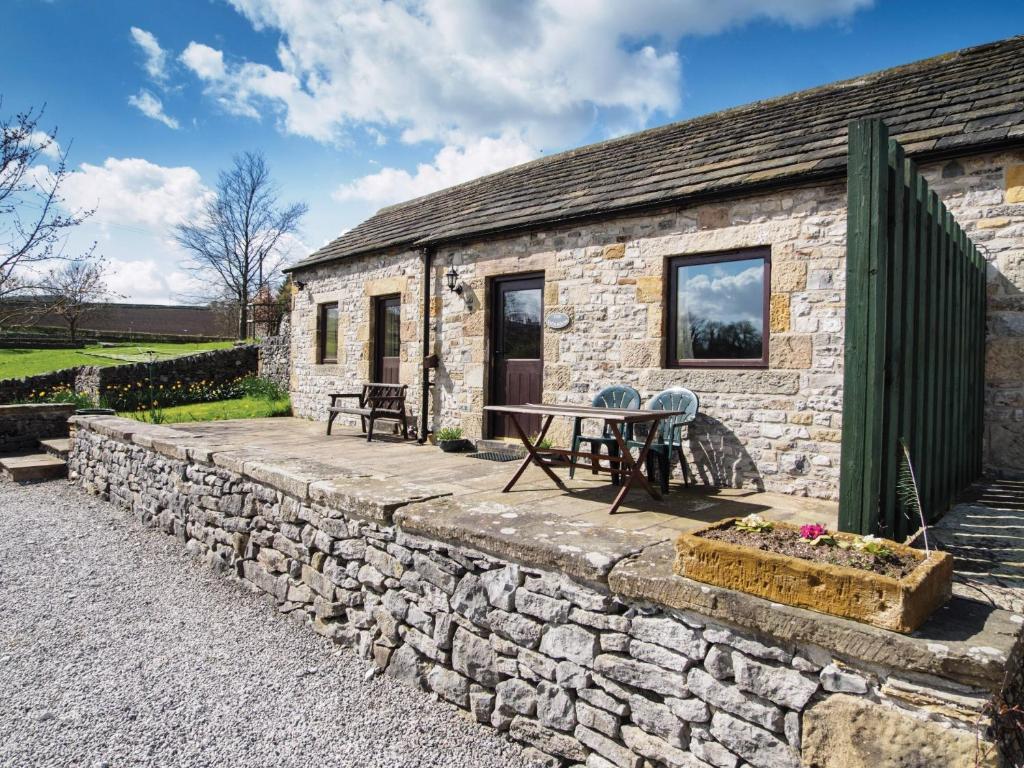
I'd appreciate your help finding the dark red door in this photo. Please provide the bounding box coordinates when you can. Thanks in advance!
[374,295,401,383]
[490,276,543,438]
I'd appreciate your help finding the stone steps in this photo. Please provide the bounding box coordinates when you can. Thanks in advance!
[38,437,71,460]
[0,452,68,482]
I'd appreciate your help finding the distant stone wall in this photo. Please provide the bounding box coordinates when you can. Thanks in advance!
[0,403,73,452]
[88,345,258,405]
[69,416,1012,768]
[0,346,258,407]
[0,369,77,404]
[258,313,291,392]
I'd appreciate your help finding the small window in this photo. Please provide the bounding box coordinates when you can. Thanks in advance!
[318,303,339,364]
[667,248,770,368]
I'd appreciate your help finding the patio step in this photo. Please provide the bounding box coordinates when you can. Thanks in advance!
[38,437,71,460]
[0,453,67,482]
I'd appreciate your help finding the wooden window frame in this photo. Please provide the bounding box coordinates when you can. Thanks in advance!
[665,247,771,369]
[317,302,339,365]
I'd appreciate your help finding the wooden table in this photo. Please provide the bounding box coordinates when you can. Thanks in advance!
[483,403,685,514]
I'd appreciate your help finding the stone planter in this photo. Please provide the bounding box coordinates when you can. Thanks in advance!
[674,519,954,633]
[438,439,473,453]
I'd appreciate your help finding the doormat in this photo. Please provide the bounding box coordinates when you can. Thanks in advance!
[466,451,523,462]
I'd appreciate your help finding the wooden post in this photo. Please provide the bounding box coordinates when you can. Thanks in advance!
[839,119,890,535]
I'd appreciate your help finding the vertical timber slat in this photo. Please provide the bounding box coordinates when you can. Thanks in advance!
[840,119,986,536]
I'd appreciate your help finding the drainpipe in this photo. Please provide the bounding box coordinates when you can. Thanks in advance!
[418,246,435,444]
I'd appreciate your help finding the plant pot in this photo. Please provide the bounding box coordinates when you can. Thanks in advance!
[438,439,472,453]
[674,519,953,633]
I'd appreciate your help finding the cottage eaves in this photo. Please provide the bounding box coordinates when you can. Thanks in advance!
[288,36,1024,272]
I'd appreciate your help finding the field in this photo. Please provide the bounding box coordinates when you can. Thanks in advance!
[0,341,235,380]
[120,396,291,424]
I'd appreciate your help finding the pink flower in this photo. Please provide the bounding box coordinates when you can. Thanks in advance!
[800,523,828,541]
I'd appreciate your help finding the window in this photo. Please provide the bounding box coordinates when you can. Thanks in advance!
[666,248,770,368]
[318,303,339,364]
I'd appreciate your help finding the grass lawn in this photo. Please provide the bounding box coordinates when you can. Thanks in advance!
[0,340,236,379]
[120,396,291,424]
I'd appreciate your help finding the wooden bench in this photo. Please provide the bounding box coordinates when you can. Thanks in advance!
[327,383,411,441]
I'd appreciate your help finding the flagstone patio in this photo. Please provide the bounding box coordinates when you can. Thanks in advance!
[177,416,838,543]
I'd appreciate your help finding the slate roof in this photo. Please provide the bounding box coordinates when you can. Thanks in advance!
[290,36,1024,271]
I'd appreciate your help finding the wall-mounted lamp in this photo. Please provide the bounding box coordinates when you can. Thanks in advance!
[293,280,306,291]
[445,265,463,295]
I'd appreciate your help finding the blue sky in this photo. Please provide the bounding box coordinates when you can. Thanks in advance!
[4,0,1023,303]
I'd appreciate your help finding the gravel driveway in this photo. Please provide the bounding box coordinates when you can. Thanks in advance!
[0,480,536,768]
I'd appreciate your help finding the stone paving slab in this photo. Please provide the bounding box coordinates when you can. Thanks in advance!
[609,541,1022,692]
[132,417,839,543]
[395,494,662,586]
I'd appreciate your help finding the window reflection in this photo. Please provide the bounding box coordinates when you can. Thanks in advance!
[674,256,765,361]
[503,288,542,359]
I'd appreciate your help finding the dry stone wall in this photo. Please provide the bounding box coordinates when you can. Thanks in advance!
[0,345,258,407]
[0,403,73,452]
[69,419,1005,768]
[258,313,291,392]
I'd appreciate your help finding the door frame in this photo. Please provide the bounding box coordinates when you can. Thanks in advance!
[487,272,545,439]
[373,293,401,383]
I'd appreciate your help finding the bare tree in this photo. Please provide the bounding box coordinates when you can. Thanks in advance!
[175,151,307,339]
[0,100,93,324]
[38,248,110,343]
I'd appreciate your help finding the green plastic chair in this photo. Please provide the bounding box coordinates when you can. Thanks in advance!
[629,387,699,493]
[569,385,641,485]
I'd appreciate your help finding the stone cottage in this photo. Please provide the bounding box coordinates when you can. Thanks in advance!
[284,36,1024,501]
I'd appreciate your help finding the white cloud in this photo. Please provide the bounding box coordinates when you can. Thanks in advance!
[28,131,61,160]
[130,26,170,83]
[180,42,226,81]
[680,263,765,325]
[58,157,210,230]
[182,0,870,150]
[26,158,214,303]
[335,134,538,206]
[19,158,211,301]
[182,0,869,207]
[104,256,205,305]
[128,90,181,130]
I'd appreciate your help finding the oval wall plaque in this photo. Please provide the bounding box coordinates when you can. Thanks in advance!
[546,312,571,330]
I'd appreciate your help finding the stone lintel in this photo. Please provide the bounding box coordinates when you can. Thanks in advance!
[609,541,1022,692]
[395,496,662,588]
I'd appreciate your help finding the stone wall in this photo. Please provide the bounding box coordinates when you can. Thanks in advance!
[258,313,291,392]
[290,253,424,422]
[68,416,1012,768]
[0,345,258,407]
[0,368,77,404]
[291,187,847,500]
[289,148,1024,498]
[0,403,73,453]
[927,151,1024,480]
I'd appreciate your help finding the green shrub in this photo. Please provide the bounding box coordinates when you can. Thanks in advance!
[99,375,249,412]
[240,376,288,401]
[436,426,464,441]
[15,384,96,410]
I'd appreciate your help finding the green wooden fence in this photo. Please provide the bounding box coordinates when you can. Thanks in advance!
[839,118,987,538]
